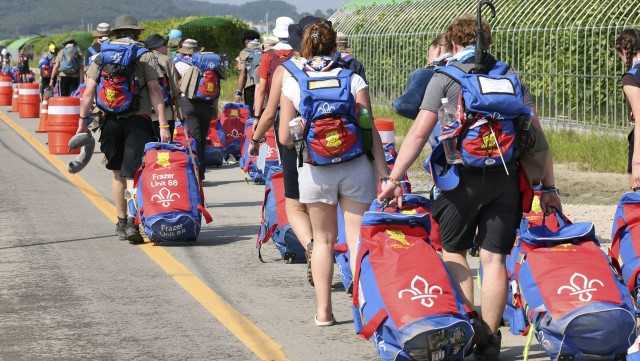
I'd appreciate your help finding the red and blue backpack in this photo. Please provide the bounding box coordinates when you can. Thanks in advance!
[504,207,636,360]
[96,42,149,114]
[429,58,533,190]
[282,60,364,166]
[353,195,474,361]
[135,142,212,243]
[191,52,222,102]
[38,54,53,79]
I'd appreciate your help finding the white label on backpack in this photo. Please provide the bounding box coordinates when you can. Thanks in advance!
[308,79,340,90]
[478,76,515,95]
[257,143,270,171]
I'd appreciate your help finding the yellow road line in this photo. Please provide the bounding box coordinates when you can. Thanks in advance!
[0,111,287,361]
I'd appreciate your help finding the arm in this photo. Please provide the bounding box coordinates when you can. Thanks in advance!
[148,79,167,126]
[378,109,438,199]
[235,67,247,102]
[78,78,97,133]
[278,94,296,147]
[254,79,267,116]
[252,66,284,146]
[356,88,387,177]
[49,59,60,86]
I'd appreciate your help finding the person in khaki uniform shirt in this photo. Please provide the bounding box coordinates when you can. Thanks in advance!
[145,34,179,139]
[77,15,169,245]
[234,30,261,113]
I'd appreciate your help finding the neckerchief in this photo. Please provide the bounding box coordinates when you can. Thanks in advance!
[305,56,335,72]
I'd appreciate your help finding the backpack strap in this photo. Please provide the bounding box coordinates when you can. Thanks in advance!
[281,60,308,83]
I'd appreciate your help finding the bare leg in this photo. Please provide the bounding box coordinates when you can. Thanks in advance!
[307,202,338,323]
[338,197,370,275]
[479,248,508,333]
[112,171,127,219]
[285,198,313,249]
[442,249,474,307]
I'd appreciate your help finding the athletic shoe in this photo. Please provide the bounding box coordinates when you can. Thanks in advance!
[474,326,501,361]
[116,217,127,240]
[125,218,144,245]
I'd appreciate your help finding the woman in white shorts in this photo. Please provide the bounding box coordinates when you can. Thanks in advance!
[278,21,388,326]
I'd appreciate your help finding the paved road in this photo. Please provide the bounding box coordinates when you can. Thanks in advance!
[0,107,546,361]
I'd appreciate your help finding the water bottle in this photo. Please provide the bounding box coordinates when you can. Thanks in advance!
[358,107,373,155]
[438,98,463,164]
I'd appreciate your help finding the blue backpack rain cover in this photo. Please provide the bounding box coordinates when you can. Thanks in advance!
[392,67,436,119]
[95,42,148,114]
[136,142,211,243]
[191,52,222,102]
[282,60,364,166]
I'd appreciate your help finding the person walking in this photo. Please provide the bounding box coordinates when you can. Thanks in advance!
[616,29,640,188]
[234,30,262,113]
[76,15,169,244]
[278,21,388,326]
[145,33,178,140]
[49,39,84,96]
[378,15,561,360]
[38,43,57,97]
[86,23,111,66]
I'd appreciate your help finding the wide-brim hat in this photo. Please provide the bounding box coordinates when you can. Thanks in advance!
[273,17,294,39]
[144,34,167,50]
[178,38,198,55]
[112,15,143,31]
[92,22,111,37]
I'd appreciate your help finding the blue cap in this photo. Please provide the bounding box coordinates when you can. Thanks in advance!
[425,145,460,191]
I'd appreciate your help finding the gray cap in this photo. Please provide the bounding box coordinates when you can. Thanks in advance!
[92,22,111,37]
[112,15,143,31]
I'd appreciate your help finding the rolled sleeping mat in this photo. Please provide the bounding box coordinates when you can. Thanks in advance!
[67,133,95,173]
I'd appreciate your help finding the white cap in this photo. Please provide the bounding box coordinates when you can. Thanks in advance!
[273,17,294,39]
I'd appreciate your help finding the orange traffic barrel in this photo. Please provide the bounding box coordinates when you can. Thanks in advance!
[374,118,395,145]
[10,84,19,112]
[0,74,12,106]
[47,97,80,154]
[36,99,48,133]
[18,83,40,118]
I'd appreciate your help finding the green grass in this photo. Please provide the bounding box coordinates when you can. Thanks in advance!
[220,74,239,103]
[546,130,627,174]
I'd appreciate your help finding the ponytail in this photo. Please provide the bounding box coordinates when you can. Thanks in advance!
[616,29,640,70]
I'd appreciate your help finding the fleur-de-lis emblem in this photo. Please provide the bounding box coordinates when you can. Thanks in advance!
[150,187,181,208]
[228,129,241,138]
[398,275,443,308]
[319,102,335,114]
[557,272,604,302]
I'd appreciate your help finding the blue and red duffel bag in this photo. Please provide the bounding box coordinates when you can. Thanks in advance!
[504,210,636,361]
[352,195,474,361]
[135,142,212,243]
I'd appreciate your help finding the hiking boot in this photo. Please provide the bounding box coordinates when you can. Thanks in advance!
[474,324,501,361]
[115,217,127,240]
[306,240,314,287]
[125,218,144,245]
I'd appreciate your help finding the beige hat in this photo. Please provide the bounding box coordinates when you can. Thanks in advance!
[178,38,199,55]
[92,22,111,37]
[111,15,143,31]
[272,17,294,39]
[263,36,278,51]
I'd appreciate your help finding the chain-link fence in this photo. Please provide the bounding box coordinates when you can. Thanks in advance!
[330,0,640,132]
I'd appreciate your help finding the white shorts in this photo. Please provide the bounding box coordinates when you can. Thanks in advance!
[298,156,377,206]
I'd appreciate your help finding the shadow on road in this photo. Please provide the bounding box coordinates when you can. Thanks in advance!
[206,201,263,208]
[159,224,258,247]
[203,179,248,187]
[500,343,545,361]
[0,234,114,250]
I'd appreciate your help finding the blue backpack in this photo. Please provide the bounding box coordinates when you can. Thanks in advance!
[135,142,212,243]
[95,42,149,114]
[282,60,364,166]
[428,60,532,191]
[85,44,100,66]
[504,211,636,360]
[38,54,53,78]
[191,52,222,102]
[257,166,306,263]
[353,195,474,361]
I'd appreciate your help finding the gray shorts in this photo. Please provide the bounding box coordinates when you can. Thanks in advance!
[298,156,377,205]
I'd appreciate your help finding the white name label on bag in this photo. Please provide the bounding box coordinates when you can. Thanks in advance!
[478,76,515,95]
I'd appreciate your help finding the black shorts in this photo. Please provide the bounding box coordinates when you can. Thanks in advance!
[278,143,300,199]
[58,76,79,97]
[99,115,155,179]
[432,166,521,255]
[628,129,634,174]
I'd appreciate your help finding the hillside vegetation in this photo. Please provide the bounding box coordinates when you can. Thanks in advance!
[0,0,301,39]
